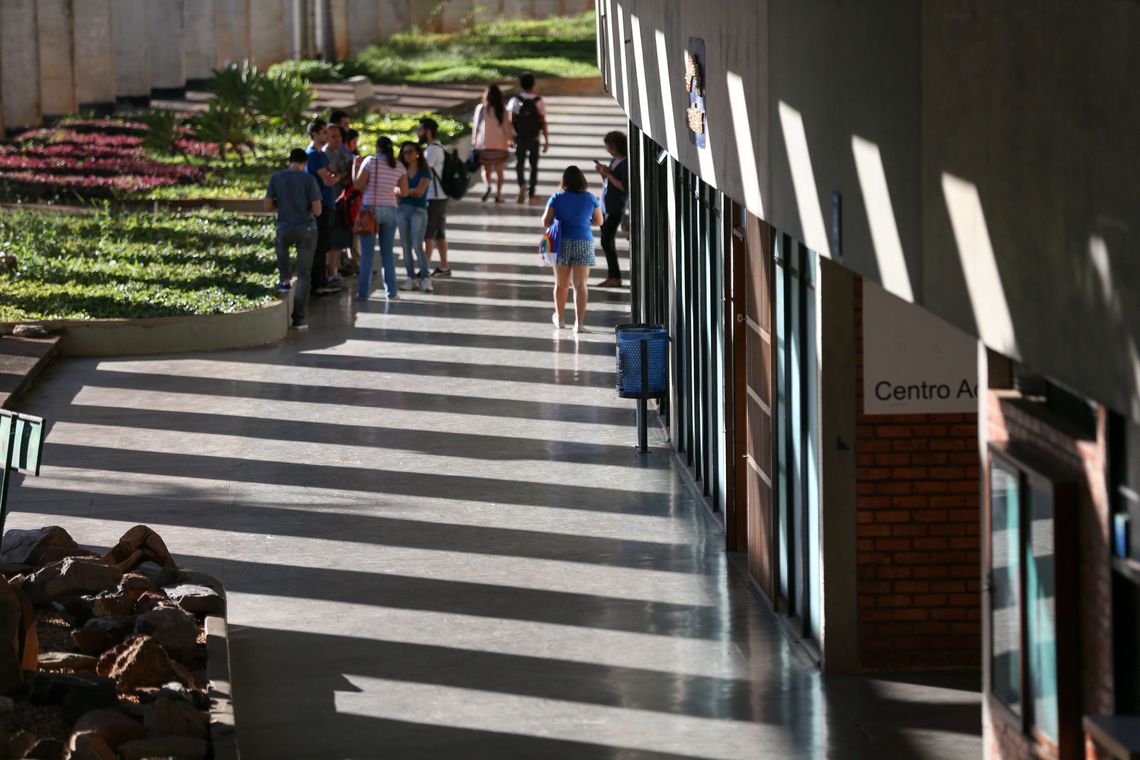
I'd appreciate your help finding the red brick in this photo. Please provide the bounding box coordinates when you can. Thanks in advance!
[913,425,948,437]
[892,466,929,480]
[913,594,949,607]
[858,524,891,538]
[858,467,891,481]
[913,622,949,635]
[875,538,911,552]
[914,509,949,523]
[930,523,967,536]
[891,495,929,508]
[876,566,913,579]
[930,581,966,593]
[893,608,930,621]
[891,524,928,537]
[930,439,968,451]
[875,425,912,438]
[949,593,979,606]
[911,452,950,466]
[875,510,909,524]
[914,538,949,550]
[876,453,912,466]
[895,581,929,594]
[860,439,892,453]
[877,482,913,495]
[929,466,966,480]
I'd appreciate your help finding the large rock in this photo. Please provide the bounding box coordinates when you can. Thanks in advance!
[72,616,135,656]
[162,583,225,617]
[134,607,199,661]
[67,731,118,760]
[27,672,119,720]
[38,652,98,671]
[96,635,192,693]
[0,526,77,566]
[0,580,37,695]
[28,557,122,607]
[104,526,176,574]
[118,736,208,760]
[72,707,147,748]
[24,737,66,759]
[143,695,209,739]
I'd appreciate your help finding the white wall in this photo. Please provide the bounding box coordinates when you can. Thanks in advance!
[36,0,77,116]
[250,0,289,67]
[111,0,151,98]
[183,0,218,83]
[149,0,186,90]
[1,0,42,129]
[73,0,117,106]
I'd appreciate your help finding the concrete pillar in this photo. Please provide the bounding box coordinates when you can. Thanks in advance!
[533,0,560,20]
[36,0,78,118]
[148,0,186,93]
[346,0,379,55]
[111,0,151,101]
[1,0,43,128]
[216,0,252,67]
[330,0,349,59]
[377,0,411,38]
[440,0,473,32]
[183,0,217,84]
[502,0,534,19]
[73,0,116,108]
[250,0,288,67]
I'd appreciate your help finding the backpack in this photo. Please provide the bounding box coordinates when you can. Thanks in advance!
[336,185,362,228]
[435,147,471,200]
[514,95,543,141]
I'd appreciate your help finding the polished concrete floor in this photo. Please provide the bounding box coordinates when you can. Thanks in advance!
[4,96,982,759]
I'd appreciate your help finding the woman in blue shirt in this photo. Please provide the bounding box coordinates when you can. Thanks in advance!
[543,166,603,332]
[396,141,434,293]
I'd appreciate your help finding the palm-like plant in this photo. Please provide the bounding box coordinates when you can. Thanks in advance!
[137,109,184,159]
[192,101,251,163]
[253,73,315,129]
[210,61,266,114]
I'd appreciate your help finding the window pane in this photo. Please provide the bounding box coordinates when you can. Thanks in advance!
[991,461,1021,713]
[1027,479,1057,740]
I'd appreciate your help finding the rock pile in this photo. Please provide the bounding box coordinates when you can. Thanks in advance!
[0,526,224,760]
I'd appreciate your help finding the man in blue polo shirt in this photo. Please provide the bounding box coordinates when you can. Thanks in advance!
[306,118,341,294]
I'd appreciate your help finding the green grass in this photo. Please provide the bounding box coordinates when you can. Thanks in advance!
[0,208,279,320]
[145,111,469,200]
[349,11,599,83]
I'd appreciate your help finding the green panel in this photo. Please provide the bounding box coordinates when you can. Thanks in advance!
[13,414,44,475]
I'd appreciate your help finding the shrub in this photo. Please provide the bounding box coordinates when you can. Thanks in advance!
[192,102,252,162]
[254,73,315,128]
[210,60,266,113]
[267,59,341,83]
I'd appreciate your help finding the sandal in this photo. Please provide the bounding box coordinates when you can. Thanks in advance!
[481,187,492,202]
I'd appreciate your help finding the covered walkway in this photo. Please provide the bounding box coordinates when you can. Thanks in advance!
[4,95,980,759]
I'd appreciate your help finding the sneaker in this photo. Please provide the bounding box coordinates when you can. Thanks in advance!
[276,281,292,292]
[327,275,346,289]
[290,319,308,330]
[430,267,452,279]
[551,312,565,329]
[516,187,528,204]
[420,277,434,292]
[399,277,416,291]
[386,292,400,301]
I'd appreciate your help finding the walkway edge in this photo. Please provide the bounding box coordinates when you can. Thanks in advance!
[1,299,289,358]
[184,570,239,760]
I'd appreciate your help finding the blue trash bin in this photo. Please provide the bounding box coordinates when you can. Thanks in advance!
[616,325,669,398]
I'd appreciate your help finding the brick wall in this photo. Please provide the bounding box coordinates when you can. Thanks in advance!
[854,278,983,670]
[985,392,1113,760]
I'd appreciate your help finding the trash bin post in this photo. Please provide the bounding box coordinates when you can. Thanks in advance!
[638,339,649,453]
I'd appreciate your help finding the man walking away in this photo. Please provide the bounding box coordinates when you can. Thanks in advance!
[507,72,549,205]
[418,117,451,279]
[306,118,340,295]
[265,148,322,330]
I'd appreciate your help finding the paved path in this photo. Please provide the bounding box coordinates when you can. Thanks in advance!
[5,95,981,759]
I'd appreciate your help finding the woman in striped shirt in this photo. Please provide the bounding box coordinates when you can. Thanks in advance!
[351,136,407,300]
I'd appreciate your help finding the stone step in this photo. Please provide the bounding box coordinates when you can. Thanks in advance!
[0,335,61,411]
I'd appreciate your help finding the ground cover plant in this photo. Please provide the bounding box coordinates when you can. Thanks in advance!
[281,10,599,84]
[0,208,277,321]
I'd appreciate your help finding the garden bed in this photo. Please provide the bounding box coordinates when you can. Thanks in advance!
[0,208,277,322]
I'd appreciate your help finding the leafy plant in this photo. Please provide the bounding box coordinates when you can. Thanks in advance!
[192,101,252,163]
[209,60,266,113]
[267,59,341,83]
[137,109,183,157]
[254,73,315,128]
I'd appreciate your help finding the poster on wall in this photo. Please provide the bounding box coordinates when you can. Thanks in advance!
[863,281,979,415]
[684,37,706,149]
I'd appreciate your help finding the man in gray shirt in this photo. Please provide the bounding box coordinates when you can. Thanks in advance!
[265,148,322,330]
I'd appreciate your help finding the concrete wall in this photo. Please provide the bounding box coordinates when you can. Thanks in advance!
[599,0,1140,424]
[72,0,117,107]
[111,0,150,99]
[1,0,42,129]
[345,0,381,55]
[250,0,289,66]
[36,0,77,117]
[148,0,186,91]
[183,0,217,83]
[216,0,252,67]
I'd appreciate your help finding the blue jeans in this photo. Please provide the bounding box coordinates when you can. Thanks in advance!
[398,205,428,280]
[357,205,398,299]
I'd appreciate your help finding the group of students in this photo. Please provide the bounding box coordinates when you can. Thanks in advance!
[265,71,630,333]
[265,110,452,328]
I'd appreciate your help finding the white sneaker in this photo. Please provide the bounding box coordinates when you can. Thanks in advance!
[420,277,433,292]
[399,277,416,291]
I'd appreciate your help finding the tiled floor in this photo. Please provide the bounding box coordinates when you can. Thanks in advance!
[3,96,982,759]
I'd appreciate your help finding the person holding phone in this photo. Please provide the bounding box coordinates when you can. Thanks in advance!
[594,131,629,288]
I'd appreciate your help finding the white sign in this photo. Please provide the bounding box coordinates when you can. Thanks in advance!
[863,281,979,414]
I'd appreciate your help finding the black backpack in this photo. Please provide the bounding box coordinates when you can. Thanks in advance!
[435,147,470,200]
[514,96,543,141]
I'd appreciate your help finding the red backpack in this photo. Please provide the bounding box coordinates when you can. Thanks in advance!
[336,185,362,228]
